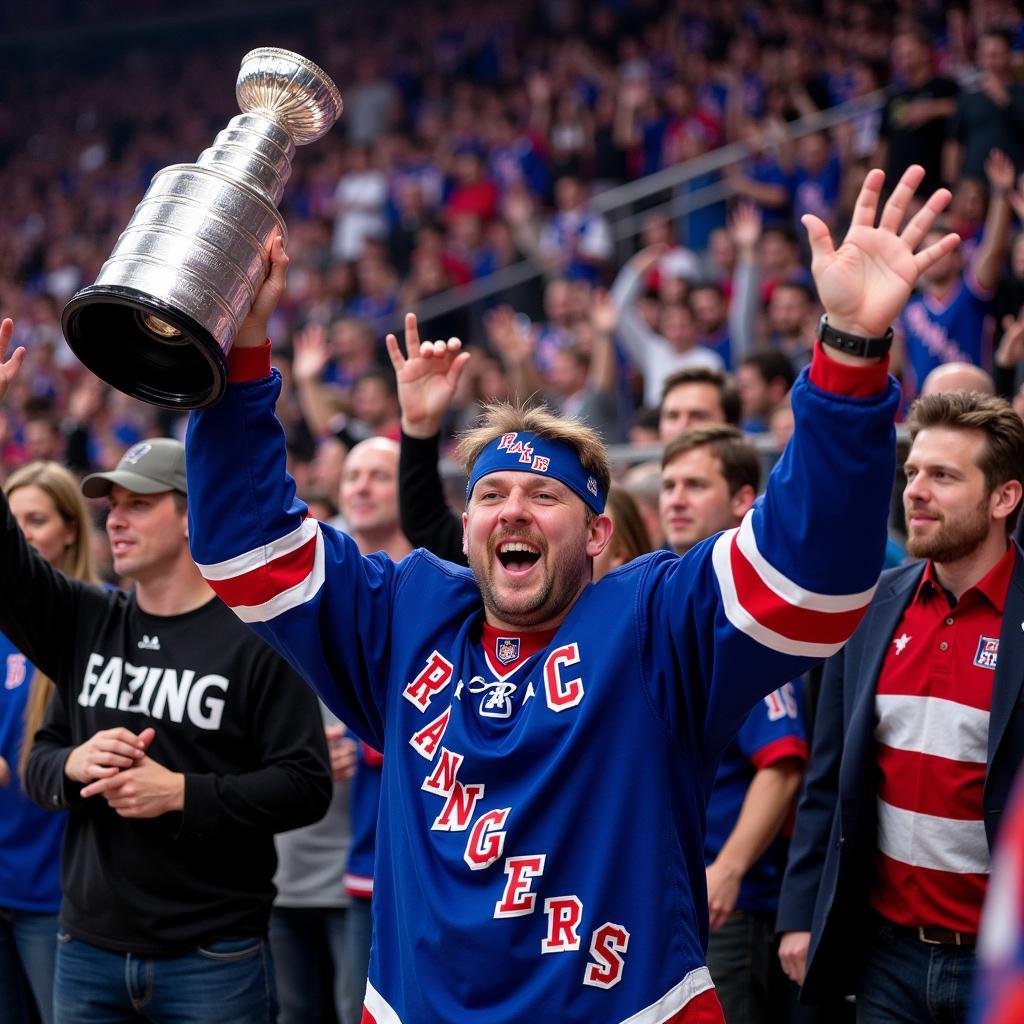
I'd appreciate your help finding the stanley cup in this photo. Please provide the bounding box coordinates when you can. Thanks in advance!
[62,48,343,409]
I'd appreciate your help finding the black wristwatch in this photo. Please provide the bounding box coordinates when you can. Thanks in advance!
[818,314,893,359]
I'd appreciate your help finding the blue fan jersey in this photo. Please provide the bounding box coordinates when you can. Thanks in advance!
[704,682,808,915]
[186,352,898,1024]
[0,632,64,913]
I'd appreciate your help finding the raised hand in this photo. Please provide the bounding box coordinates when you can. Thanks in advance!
[628,243,668,274]
[0,319,25,404]
[386,312,471,440]
[293,323,331,385]
[590,289,619,336]
[729,202,763,252]
[802,165,958,340]
[985,148,1015,194]
[484,306,534,367]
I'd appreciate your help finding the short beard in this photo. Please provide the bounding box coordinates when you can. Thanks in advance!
[905,497,991,563]
[470,531,590,628]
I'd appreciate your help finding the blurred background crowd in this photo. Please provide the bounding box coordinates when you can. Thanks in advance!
[6,0,1024,570]
[6,2,1024,1023]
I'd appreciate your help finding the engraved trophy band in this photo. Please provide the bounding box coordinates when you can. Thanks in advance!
[62,47,343,409]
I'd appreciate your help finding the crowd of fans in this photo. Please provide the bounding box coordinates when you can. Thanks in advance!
[4,0,1024,520]
[8,2,1024,1022]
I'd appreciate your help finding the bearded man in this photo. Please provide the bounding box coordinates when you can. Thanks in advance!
[778,390,1024,1024]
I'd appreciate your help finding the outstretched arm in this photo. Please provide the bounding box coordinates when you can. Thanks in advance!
[647,165,959,755]
[972,149,1014,293]
[186,236,399,748]
[387,313,471,564]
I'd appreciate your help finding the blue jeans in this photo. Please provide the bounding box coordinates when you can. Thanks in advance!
[270,907,351,1024]
[0,907,58,1024]
[342,899,372,1024]
[855,917,975,1024]
[53,931,278,1024]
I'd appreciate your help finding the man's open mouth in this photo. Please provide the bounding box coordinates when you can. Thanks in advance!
[496,541,541,573]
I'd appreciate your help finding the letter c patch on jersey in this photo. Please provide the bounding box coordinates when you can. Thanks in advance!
[543,643,583,711]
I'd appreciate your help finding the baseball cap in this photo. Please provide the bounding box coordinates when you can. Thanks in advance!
[81,438,187,498]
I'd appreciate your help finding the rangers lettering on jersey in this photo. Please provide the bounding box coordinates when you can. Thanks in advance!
[464,808,511,870]
[409,707,450,760]
[584,923,631,989]
[495,855,546,918]
[404,651,453,711]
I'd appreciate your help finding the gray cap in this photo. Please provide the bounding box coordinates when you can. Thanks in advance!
[81,438,187,498]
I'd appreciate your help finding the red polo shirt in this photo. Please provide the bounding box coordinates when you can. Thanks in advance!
[870,544,1015,934]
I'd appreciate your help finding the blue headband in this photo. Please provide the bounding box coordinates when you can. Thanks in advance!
[466,431,607,514]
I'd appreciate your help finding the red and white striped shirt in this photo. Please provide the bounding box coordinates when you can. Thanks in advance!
[871,545,1015,934]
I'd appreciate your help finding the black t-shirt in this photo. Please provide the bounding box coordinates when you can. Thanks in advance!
[2,491,332,954]
[880,77,959,192]
[947,83,1024,179]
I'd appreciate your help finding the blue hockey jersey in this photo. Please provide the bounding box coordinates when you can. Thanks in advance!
[186,347,898,1024]
[704,681,808,915]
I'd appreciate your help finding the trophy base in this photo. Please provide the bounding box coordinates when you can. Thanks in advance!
[62,286,228,410]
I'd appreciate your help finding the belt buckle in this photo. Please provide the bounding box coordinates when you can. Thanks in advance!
[917,927,942,945]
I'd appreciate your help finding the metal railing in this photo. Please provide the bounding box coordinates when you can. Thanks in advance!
[390,86,888,336]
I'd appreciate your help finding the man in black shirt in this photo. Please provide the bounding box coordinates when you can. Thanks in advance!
[877,27,958,195]
[945,29,1024,181]
[0,322,331,1024]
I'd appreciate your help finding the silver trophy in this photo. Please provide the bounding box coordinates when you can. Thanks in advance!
[62,47,343,409]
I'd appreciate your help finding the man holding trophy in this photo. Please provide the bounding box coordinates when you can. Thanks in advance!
[12,38,962,1024]
[180,165,953,1021]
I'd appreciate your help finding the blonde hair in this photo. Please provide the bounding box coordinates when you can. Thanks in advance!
[4,462,100,779]
[456,403,613,505]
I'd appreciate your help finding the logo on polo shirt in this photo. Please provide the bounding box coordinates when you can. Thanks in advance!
[973,635,999,670]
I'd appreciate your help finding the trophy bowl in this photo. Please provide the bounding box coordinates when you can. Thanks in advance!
[62,48,343,409]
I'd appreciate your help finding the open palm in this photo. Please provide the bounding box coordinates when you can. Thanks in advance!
[386,312,471,439]
[0,319,25,403]
[804,166,958,339]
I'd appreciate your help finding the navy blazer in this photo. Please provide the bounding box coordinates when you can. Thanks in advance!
[776,547,1024,1002]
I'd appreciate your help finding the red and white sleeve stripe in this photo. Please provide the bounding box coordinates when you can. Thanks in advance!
[711,512,876,658]
[194,517,325,624]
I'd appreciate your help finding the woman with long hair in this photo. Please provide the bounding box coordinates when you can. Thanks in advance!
[592,484,655,582]
[1,461,99,1024]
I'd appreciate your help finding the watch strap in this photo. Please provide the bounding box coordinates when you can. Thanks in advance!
[818,314,893,359]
